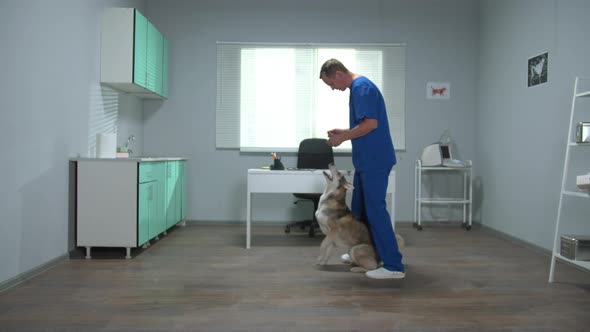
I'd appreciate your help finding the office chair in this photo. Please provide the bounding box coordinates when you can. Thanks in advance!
[284,138,334,237]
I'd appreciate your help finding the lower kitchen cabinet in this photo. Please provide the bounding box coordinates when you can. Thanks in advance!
[165,161,178,229]
[180,160,187,221]
[75,158,187,259]
[138,180,152,246]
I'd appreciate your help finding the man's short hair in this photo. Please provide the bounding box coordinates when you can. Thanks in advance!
[320,59,349,78]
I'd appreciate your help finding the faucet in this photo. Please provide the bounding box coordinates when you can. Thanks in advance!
[126,135,135,156]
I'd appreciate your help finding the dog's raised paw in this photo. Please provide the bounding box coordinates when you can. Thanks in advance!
[350,267,368,273]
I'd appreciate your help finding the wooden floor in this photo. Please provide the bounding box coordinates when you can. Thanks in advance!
[0,223,589,332]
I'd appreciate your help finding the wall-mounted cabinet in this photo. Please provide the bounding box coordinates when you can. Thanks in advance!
[100,8,168,99]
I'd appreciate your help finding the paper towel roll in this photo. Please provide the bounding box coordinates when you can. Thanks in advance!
[96,133,117,158]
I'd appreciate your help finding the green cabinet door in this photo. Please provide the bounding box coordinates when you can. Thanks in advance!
[133,9,148,89]
[180,160,186,221]
[153,162,167,236]
[165,161,179,228]
[162,38,169,98]
[138,181,154,246]
[154,30,163,96]
[147,22,163,95]
[174,162,182,224]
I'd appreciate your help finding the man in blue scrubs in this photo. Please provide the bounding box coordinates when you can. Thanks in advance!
[320,58,405,279]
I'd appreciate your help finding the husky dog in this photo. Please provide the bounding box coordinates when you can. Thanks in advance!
[315,163,404,272]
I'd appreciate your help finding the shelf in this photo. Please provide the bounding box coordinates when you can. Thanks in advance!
[415,159,473,228]
[554,253,590,271]
[550,77,590,283]
[418,166,471,171]
[562,190,590,198]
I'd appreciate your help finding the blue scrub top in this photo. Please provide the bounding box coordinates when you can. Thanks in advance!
[349,76,396,171]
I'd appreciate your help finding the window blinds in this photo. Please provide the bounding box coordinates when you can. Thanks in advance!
[216,42,406,152]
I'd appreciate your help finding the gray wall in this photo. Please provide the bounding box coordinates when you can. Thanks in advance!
[478,0,590,250]
[143,0,481,224]
[0,0,147,284]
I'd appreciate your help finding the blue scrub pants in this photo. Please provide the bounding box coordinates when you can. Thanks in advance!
[351,168,404,272]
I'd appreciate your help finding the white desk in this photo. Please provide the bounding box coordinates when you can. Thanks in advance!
[246,169,396,248]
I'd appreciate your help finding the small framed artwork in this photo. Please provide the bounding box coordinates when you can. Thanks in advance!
[427,82,450,99]
[528,52,548,87]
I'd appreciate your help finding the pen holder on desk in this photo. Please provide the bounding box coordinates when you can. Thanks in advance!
[271,159,285,170]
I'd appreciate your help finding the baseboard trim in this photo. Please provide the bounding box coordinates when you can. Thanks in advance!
[479,224,551,257]
[479,224,590,275]
[0,253,68,294]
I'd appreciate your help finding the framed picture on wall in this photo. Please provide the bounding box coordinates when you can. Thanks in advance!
[426,82,450,99]
[528,52,548,87]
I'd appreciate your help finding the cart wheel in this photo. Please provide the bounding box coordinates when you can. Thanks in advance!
[285,226,291,234]
[417,225,423,231]
[465,225,471,231]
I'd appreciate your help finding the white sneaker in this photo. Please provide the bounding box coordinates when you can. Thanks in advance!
[341,253,352,264]
[365,267,405,279]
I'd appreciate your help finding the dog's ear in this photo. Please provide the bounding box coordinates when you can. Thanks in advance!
[344,183,354,191]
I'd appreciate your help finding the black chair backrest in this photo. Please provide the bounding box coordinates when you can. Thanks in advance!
[297,138,334,169]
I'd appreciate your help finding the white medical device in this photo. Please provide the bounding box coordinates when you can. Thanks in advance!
[577,173,590,193]
[420,143,448,166]
[420,130,466,167]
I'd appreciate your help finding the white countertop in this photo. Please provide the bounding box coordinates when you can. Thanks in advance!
[71,157,188,162]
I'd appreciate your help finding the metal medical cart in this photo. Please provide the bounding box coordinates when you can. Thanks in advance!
[414,159,473,230]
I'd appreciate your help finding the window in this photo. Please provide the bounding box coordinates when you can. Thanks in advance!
[216,43,405,152]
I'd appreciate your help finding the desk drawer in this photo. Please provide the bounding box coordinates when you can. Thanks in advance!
[139,163,155,183]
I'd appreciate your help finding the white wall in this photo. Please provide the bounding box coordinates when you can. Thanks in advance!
[143,0,481,224]
[478,0,590,250]
[0,0,147,285]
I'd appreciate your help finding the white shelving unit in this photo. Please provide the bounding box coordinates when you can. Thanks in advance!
[549,76,590,283]
[413,159,473,231]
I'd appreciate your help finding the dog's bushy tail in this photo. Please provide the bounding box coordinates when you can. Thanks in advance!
[395,234,405,249]
[349,244,379,272]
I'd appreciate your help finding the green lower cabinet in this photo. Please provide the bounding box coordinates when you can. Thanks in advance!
[138,181,154,246]
[138,162,167,244]
[77,160,184,258]
[150,162,166,238]
[180,161,187,221]
[174,163,182,224]
[164,160,187,228]
[165,161,179,228]
[140,161,185,237]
